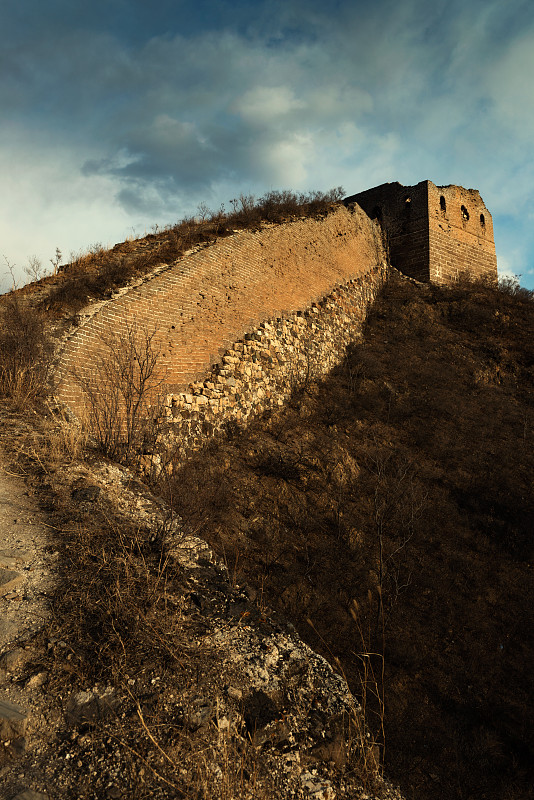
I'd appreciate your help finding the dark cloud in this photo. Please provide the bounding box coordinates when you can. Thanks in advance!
[1,0,534,290]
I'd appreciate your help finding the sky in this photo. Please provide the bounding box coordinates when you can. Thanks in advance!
[1,0,534,293]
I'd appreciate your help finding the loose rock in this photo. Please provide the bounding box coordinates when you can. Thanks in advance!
[66,688,118,725]
[0,698,28,740]
[0,569,24,598]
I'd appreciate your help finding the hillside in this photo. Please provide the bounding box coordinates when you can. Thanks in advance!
[0,258,532,799]
[164,273,534,800]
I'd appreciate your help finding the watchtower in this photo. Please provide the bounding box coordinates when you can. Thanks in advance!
[344,180,498,284]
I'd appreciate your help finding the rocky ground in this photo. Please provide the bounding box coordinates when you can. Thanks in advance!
[0,405,404,800]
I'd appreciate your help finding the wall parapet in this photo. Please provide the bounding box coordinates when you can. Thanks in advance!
[156,263,390,466]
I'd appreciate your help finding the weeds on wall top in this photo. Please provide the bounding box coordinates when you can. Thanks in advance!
[37,188,344,318]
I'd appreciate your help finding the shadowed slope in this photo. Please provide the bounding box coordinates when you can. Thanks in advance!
[165,274,534,800]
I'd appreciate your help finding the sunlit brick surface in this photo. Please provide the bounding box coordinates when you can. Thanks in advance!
[56,205,384,416]
[345,180,498,285]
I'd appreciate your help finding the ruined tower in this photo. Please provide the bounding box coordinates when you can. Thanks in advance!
[344,180,498,284]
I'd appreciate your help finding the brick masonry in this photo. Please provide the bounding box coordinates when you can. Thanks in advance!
[55,204,385,419]
[426,182,498,284]
[344,180,498,284]
[55,182,497,464]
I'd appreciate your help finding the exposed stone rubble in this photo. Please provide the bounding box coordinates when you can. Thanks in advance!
[158,264,390,465]
[0,698,28,744]
[66,687,119,725]
[0,568,24,598]
[65,459,213,568]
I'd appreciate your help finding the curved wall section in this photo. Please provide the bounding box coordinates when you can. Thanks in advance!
[56,205,385,415]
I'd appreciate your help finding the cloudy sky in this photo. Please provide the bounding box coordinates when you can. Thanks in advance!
[1,0,534,293]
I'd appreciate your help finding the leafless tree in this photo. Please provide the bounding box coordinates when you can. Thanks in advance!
[49,247,62,275]
[366,449,427,629]
[3,254,19,290]
[24,255,47,283]
[74,322,166,466]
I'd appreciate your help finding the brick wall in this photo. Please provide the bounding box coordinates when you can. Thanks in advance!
[345,182,430,281]
[56,204,385,417]
[426,182,498,284]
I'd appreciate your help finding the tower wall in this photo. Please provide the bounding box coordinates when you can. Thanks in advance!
[345,182,430,281]
[345,180,498,284]
[427,183,498,284]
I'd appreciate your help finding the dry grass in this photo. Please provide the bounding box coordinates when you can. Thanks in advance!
[17,408,88,475]
[163,274,534,800]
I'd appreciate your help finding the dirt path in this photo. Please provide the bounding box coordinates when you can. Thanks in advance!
[0,458,53,648]
[0,443,59,799]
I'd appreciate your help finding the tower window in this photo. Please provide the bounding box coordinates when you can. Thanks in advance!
[440,195,446,213]
[480,213,485,228]
[461,205,469,221]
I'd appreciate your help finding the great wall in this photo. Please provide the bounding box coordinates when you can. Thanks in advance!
[55,180,498,459]
[2,182,526,800]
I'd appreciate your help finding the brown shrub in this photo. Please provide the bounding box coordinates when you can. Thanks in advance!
[0,296,54,406]
[72,322,165,467]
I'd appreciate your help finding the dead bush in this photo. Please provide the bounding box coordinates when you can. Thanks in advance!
[73,322,165,467]
[0,296,54,406]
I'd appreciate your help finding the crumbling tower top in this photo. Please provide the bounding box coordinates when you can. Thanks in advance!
[345,180,498,284]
